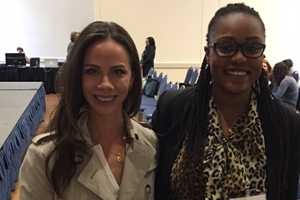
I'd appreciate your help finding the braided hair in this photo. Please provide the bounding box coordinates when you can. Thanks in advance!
[166,3,288,199]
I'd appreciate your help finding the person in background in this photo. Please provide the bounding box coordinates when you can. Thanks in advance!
[283,59,294,74]
[262,59,272,80]
[19,21,158,200]
[67,31,80,54]
[17,47,30,63]
[272,61,298,111]
[140,36,156,77]
[262,59,273,89]
[151,3,300,200]
[283,58,299,83]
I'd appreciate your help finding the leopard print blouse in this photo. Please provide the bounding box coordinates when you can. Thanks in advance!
[170,93,266,200]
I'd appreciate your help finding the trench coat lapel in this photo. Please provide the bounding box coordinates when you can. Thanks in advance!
[118,114,157,200]
[77,150,117,200]
[118,138,156,200]
[76,108,156,199]
[76,107,116,200]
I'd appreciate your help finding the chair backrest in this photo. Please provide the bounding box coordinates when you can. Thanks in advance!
[152,71,157,79]
[183,67,193,84]
[165,82,172,91]
[292,71,299,83]
[296,87,300,111]
[157,72,163,83]
[156,75,168,97]
[189,69,199,85]
[146,67,154,77]
[172,82,179,90]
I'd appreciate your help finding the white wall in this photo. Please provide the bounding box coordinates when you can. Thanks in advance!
[95,0,203,82]
[95,0,300,83]
[220,0,300,70]
[0,0,94,62]
[2,1,299,83]
[98,0,203,63]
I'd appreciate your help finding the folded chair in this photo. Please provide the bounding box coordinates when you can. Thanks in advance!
[143,82,172,121]
[140,75,168,111]
[189,69,199,85]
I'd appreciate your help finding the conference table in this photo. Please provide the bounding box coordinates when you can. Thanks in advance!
[0,82,45,200]
[0,65,59,94]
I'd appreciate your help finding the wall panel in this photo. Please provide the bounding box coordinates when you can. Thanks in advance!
[0,0,94,61]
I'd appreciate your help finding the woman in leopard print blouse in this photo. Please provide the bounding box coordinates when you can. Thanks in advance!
[152,3,300,200]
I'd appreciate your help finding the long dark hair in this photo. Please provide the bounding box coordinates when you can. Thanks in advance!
[166,3,288,199]
[272,62,289,86]
[45,21,142,198]
[146,36,156,49]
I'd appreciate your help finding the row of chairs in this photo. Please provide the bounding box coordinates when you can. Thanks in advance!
[140,68,179,123]
[180,67,199,88]
[139,67,201,123]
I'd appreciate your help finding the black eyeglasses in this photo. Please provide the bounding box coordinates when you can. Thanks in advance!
[208,41,266,58]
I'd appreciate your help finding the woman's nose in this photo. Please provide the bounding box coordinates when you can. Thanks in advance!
[97,75,114,89]
[231,49,247,64]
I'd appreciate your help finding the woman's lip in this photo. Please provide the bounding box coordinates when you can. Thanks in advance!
[94,95,116,102]
[226,70,248,76]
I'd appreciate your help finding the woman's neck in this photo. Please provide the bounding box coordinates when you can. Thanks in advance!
[212,87,251,128]
[87,112,126,145]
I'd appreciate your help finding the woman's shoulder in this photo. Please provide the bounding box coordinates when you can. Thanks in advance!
[285,76,298,83]
[158,86,196,108]
[131,119,157,140]
[130,119,158,149]
[149,46,156,50]
[283,106,300,126]
[151,87,196,132]
[28,132,56,156]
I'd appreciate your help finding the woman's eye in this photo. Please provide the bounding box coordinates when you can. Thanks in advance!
[85,68,97,74]
[218,44,234,52]
[113,69,125,75]
[246,45,259,52]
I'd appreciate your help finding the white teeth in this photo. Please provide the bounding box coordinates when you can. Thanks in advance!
[227,70,247,76]
[96,96,114,102]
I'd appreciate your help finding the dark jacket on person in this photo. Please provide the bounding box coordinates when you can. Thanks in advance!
[141,46,155,77]
[151,86,300,200]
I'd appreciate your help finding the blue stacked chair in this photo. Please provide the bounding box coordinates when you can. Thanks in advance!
[152,71,157,79]
[165,82,172,91]
[142,80,171,122]
[292,71,299,83]
[183,67,193,84]
[172,82,179,90]
[179,67,194,89]
[189,69,199,85]
[140,75,167,111]
[146,67,154,78]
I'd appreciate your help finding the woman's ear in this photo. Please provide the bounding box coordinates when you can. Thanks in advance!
[204,46,210,64]
[130,73,135,88]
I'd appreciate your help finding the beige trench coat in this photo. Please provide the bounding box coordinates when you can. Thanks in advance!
[19,109,158,200]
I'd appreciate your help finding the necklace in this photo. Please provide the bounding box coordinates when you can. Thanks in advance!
[102,136,128,162]
[102,147,123,162]
[82,139,125,163]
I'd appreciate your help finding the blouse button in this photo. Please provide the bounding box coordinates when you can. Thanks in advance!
[145,185,151,194]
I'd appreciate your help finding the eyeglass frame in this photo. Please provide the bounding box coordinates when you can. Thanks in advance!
[207,41,266,58]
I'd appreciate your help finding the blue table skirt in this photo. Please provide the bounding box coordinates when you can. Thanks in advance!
[0,85,45,200]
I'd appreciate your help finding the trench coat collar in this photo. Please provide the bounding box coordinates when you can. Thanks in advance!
[76,106,156,199]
